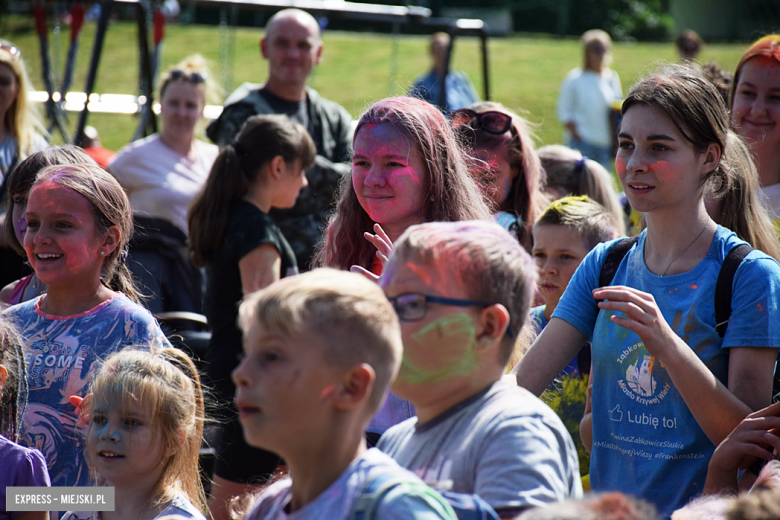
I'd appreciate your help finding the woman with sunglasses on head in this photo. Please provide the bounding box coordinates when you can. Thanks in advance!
[0,40,47,289]
[109,55,220,237]
[453,101,548,252]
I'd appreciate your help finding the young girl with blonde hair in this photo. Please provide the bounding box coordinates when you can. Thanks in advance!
[63,348,206,520]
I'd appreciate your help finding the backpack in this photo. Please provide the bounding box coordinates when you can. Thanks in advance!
[598,236,752,339]
[350,470,500,520]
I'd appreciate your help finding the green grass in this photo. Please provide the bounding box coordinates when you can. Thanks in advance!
[2,16,752,151]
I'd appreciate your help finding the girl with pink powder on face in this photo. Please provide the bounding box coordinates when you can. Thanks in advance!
[452,101,548,253]
[515,64,780,516]
[1,162,170,495]
[313,96,491,276]
[313,96,491,441]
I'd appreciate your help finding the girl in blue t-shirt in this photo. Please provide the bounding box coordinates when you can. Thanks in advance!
[514,64,780,516]
[2,162,170,491]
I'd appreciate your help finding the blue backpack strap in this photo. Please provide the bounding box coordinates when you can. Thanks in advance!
[351,473,418,520]
[598,236,639,289]
[714,243,752,339]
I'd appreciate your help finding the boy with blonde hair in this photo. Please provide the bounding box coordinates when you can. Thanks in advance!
[233,268,456,519]
[377,221,582,518]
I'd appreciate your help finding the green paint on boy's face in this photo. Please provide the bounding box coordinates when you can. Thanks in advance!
[397,312,478,384]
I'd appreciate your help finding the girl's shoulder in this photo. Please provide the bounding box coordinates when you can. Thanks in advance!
[0,434,50,486]
[156,492,207,520]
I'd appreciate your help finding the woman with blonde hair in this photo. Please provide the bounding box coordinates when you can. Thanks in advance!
[109,54,221,236]
[0,40,47,288]
[556,29,622,170]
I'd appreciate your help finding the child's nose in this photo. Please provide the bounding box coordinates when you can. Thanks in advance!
[99,423,120,441]
[364,167,387,188]
[232,358,250,387]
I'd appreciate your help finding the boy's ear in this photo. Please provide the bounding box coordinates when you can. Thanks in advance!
[476,304,511,348]
[268,155,286,181]
[332,364,375,411]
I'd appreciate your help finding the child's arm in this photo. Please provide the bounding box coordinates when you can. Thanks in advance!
[580,366,593,454]
[512,318,587,396]
[702,401,780,496]
[239,244,282,296]
[594,285,777,446]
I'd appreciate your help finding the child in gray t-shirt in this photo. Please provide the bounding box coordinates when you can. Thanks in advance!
[234,269,457,520]
[377,221,583,517]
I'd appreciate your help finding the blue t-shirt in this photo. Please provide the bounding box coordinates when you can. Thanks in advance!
[409,70,480,112]
[2,293,170,488]
[552,226,780,516]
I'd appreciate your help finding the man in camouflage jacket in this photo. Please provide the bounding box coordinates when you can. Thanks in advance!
[206,8,352,270]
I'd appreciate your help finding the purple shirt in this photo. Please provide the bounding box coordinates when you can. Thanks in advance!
[1,434,51,520]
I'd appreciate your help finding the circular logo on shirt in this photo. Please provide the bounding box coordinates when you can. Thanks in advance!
[616,343,671,405]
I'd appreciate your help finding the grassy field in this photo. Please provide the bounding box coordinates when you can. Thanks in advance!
[2,15,752,151]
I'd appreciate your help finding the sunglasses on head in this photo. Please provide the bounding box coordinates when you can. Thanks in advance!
[168,69,206,84]
[0,43,21,61]
[387,292,515,339]
[451,109,513,135]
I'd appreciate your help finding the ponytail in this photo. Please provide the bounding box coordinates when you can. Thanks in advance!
[187,114,316,268]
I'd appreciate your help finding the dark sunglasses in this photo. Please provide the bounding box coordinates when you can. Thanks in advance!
[168,69,206,83]
[451,109,513,135]
[0,43,21,60]
[387,293,515,339]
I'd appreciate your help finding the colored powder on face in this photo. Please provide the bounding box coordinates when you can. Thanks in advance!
[615,157,626,175]
[397,313,479,384]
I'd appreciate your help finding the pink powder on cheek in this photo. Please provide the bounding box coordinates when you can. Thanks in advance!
[615,157,626,175]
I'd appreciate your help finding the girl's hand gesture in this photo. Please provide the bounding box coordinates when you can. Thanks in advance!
[350,224,393,282]
[69,393,93,428]
[592,286,681,358]
[703,400,780,495]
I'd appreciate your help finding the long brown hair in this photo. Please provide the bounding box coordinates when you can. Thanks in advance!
[33,163,143,302]
[460,101,548,249]
[313,96,491,270]
[623,64,780,262]
[187,114,316,267]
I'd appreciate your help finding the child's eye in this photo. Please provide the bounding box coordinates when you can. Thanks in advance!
[26,220,39,229]
[55,221,73,229]
[651,144,669,151]
[561,254,575,260]
[125,417,143,427]
[532,252,545,259]
[12,195,26,205]
[262,352,280,364]
[92,415,106,426]
[618,141,634,150]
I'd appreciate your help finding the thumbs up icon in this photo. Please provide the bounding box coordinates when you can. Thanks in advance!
[610,404,623,422]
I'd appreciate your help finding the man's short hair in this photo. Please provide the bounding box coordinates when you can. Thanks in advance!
[388,220,536,366]
[238,268,402,413]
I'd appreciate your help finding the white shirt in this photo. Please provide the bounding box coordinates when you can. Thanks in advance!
[109,134,218,234]
[557,67,622,147]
